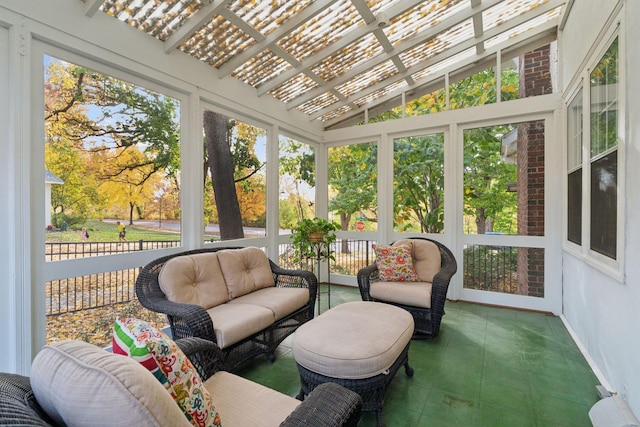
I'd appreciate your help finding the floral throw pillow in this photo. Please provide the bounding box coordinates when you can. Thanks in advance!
[113,317,222,427]
[374,243,420,282]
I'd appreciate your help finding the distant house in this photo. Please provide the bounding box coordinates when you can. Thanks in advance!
[45,170,63,229]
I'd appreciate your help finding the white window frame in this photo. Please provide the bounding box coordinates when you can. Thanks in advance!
[563,19,625,281]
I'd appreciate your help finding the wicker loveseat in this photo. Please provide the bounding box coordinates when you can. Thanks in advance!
[0,338,362,426]
[136,246,317,372]
[357,237,457,338]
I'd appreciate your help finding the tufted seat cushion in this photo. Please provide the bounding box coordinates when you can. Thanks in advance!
[292,301,414,380]
[159,252,229,309]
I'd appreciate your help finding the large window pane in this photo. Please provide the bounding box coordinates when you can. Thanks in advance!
[589,37,618,260]
[567,90,583,245]
[463,120,545,236]
[590,38,618,157]
[203,111,266,240]
[590,151,617,258]
[328,142,377,232]
[44,55,181,257]
[393,133,444,233]
[44,55,178,347]
[279,136,316,233]
[568,169,582,245]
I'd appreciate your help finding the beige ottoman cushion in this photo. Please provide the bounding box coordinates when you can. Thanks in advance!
[292,301,414,380]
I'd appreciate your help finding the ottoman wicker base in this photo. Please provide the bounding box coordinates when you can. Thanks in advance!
[292,301,414,427]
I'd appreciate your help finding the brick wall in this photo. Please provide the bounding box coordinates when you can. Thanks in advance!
[516,45,551,297]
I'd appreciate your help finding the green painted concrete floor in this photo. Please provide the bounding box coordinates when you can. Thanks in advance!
[236,285,600,426]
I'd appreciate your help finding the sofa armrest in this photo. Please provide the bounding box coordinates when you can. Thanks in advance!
[270,261,318,315]
[0,373,55,426]
[356,262,379,301]
[279,382,362,427]
[175,337,224,381]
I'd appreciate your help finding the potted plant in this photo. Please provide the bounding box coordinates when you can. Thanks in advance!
[290,217,340,264]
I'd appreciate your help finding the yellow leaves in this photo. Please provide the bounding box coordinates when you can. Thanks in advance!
[501,83,518,93]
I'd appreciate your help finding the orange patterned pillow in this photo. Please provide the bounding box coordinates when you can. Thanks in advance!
[374,243,420,282]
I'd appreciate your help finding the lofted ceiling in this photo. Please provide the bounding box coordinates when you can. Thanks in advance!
[82,0,566,129]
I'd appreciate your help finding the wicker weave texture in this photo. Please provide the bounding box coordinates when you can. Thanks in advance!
[357,237,457,338]
[135,247,318,372]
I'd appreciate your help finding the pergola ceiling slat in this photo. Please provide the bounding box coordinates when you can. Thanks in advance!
[310,4,561,122]
[256,0,424,96]
[217,0,335,76]
[86,0,566,128]
[285,0,504,110]
[309,0,563,120]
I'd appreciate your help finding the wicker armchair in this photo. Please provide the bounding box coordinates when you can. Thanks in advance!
[0,337,362,427]
[357,237,457,338]
[135,247,318,372]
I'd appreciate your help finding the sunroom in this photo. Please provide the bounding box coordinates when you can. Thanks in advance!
[0,0,638,425]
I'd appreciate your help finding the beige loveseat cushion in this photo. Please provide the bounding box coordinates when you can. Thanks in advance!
[159,252,229,309]
[30,340,190,427]
[394,239,441,282]
[205,371,300,427]
[217,247,275,299]
[206,303,275,348]
[227,287,310,321]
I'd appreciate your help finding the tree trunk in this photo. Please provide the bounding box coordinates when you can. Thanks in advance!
[204,111,244,240]
[129,202,134,225]
[475,207,486,234]
[340,213,351,254]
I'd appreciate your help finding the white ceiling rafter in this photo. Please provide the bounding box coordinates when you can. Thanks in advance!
[307,0,564,121]
[471,0,485,54]
[84,0,103,17]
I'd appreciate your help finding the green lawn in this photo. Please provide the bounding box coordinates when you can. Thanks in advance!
[45,219,180,243]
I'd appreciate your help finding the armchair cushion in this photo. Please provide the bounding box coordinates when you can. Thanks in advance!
[159,252,229,309]
[217,247,275,299]
[30,340,191,427]
[112,317,221,427]
[369,281,433,309]
[373,243,419,282]
[394,239,441,282]
[205,371,301,426]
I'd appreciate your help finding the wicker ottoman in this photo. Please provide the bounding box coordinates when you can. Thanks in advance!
[292,301,414,427]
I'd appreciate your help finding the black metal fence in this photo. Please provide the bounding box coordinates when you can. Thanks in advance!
[45,240,179,262]
[278,239,375,277]
[463,244,518,294]
[45,240,180,315]
[46,239,522,315]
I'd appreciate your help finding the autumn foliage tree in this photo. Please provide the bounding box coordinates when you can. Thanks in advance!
[44,57,180,226]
